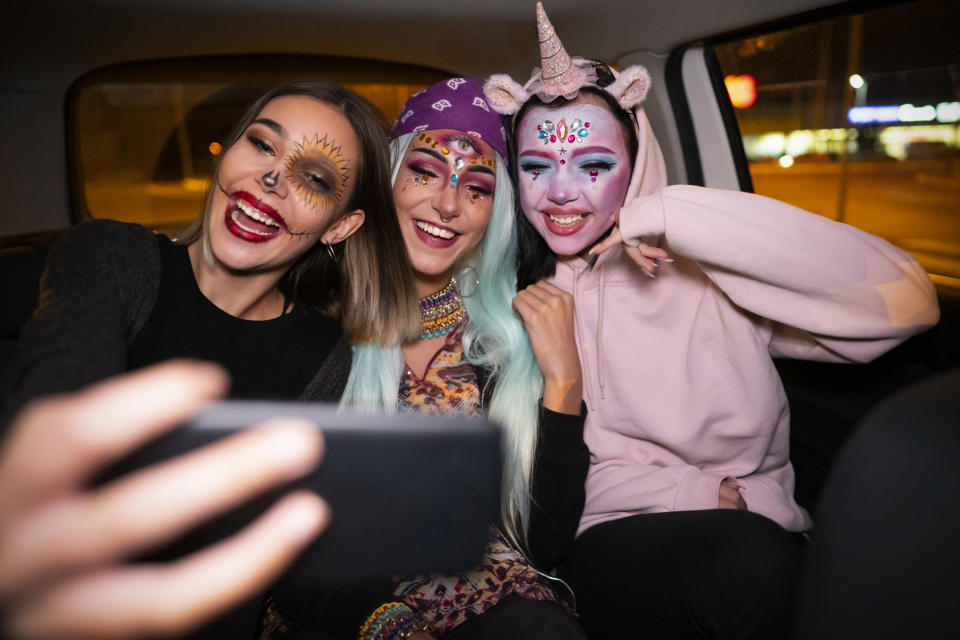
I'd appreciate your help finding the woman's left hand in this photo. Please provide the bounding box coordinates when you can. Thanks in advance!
[512,281,582,415]
[589,225,672,278]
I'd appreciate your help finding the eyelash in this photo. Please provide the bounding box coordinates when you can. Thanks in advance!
[580,160,616,171]
[449,134,477,153]
[246,134,274,156]
[520,161,550,173]
[409,163,439,179]
[298,169,331,192]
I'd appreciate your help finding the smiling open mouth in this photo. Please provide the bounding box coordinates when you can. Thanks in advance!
[548,213,586,226]
[224,192,287,243]
[416,220,456,240]
[413,219,460,248]
[542,210,590,236]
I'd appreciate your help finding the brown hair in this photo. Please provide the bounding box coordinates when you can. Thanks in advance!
[179,80,417,344]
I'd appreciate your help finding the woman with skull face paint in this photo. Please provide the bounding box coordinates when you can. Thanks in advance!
[268,78,588,640]
[3,80,418,637]
[482,4,940,638]
[8,80,416,413]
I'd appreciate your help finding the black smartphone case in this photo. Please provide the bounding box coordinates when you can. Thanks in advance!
[92,401,502,588]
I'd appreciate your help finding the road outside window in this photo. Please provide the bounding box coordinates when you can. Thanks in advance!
[714,0,960,285]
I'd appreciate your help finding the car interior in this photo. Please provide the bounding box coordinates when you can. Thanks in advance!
[2,0,958,521]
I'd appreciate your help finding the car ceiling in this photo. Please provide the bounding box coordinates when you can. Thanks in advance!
[7,0,838,92]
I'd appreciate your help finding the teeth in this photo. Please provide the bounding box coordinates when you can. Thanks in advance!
[231,211,275,236]
[416,221,455,240]
[549,214,585,225]
[236,199,281,228]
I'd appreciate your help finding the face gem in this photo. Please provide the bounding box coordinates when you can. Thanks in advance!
[454,157,465,170]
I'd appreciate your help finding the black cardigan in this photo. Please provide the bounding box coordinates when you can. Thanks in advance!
[5,219,350,422]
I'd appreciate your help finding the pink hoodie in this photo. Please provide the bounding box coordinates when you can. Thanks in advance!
[549,111,940,535]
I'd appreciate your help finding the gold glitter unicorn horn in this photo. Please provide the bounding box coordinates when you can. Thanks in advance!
[535,2,588,99]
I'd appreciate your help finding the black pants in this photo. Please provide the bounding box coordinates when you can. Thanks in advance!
[558,509,804,639]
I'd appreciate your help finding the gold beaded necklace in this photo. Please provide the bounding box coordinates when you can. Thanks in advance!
[418,278,465,340]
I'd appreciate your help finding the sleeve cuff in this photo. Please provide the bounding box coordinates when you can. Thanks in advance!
[674,469,725,511]
[538,402,588,457]
[618,191,666,246]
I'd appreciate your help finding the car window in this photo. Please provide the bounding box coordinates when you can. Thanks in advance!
[713,0,959,286]
[70,56,447,234]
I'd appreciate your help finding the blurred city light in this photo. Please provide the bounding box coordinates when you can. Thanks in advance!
[778,155,795,168]
[848,74,865,89]
[208,141,222,155]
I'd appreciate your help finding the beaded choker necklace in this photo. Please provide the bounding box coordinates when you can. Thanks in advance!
[419,278,465,340]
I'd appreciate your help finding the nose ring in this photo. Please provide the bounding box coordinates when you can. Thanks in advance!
[440,214,454,223]
[261,170,279,188]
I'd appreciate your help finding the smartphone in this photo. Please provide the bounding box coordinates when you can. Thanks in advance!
[92,401,502,588]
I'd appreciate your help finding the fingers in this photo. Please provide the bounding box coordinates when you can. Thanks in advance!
[6,491,329,640]
[512,281,573,321]
[587,226,623,257]
[585,227,672,278]
[0,360,230,518]
[1,419,323,595]
[718,478,747,510]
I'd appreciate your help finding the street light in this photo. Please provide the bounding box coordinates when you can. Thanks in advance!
[849,74,867,107]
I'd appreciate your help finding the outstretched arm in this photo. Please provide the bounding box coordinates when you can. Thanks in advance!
[605,185,939,362]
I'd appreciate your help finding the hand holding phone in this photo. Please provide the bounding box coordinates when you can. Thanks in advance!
[0,361,328,639]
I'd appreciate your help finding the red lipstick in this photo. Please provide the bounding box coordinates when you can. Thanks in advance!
[224,190,287,243]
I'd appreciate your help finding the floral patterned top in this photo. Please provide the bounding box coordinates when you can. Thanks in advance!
[395,327,573,636]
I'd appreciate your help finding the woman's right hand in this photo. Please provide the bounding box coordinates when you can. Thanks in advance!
[512,280,583,415]
[0,360,329,639]
[718,477,748,510]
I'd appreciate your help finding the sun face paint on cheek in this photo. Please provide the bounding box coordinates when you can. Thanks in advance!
[284,133,350,214]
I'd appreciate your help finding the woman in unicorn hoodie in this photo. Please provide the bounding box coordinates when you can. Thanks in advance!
[483,4,940,638]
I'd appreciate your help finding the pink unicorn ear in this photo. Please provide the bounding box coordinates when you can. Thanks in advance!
[483,74,530,116]
[607,65,651,110]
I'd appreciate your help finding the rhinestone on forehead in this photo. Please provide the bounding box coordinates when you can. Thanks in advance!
[536,116,590,145]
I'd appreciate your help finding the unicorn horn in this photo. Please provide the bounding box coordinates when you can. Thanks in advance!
[536,2,581,97]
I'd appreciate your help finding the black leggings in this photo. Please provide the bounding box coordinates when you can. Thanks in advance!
[558,509,805,639]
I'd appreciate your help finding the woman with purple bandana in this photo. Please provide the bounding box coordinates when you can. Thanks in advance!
[269,78,588,639]
[481,3,940,638]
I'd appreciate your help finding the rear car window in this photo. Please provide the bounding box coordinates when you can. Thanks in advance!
[713,0,960,286]
[69,56,447,234]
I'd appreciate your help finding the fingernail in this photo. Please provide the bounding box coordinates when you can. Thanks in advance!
[661,257,674,263]
[645,271,656,279]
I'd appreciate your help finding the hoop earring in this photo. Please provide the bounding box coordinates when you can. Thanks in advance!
[325,242,338,262]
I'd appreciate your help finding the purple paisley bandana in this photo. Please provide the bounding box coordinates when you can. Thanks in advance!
[392,78,508,164]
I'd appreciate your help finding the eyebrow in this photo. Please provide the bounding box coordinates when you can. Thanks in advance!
[411,147,495,176]
[251,118,286,138]
[571,145,617,156]
[518,149,554,159]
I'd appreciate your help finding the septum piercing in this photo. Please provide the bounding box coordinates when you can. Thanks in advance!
[261,170,279,188]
